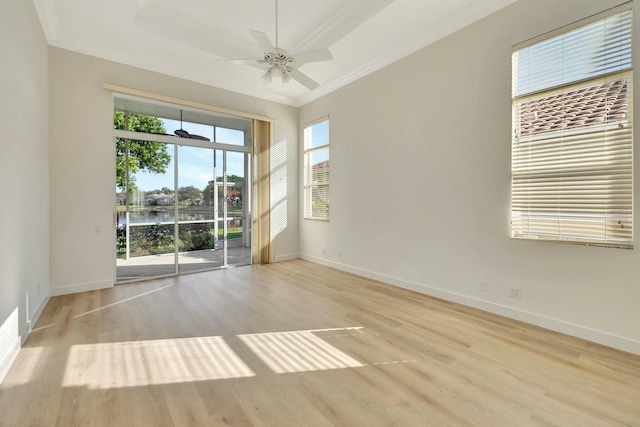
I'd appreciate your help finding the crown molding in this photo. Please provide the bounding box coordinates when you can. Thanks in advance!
[32,0,59,43]
[289,0,394,54]
[298,0,519,106]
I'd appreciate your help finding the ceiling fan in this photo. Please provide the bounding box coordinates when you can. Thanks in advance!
[222,0,333,90]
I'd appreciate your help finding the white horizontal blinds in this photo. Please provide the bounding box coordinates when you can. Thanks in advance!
[304,120,330,220]
[511,7,633,248]
[512,75,633,246]
[306,149,329,218]
[515,9,632,97]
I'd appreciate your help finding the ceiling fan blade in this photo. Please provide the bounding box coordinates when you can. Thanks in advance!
[289,68,320,90]
[212,59,259,65]
[255,69,271,89]
[292,49,333,67]
[255,78,269,90]
[250,30,275,53]
[136,2,259,59]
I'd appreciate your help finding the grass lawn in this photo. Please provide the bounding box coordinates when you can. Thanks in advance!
[220,227,242,240]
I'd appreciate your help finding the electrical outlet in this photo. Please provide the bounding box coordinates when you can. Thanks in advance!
[509,288,522,299]
[321,248,326,255]
[479,281,487,291]
[338,251,342,258]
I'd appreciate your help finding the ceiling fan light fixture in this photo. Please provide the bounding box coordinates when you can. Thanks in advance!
[282,69,292,83]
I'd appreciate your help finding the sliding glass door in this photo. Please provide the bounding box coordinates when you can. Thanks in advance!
[216,150,251,267]
[176,145,218,273]
[114,103,252,283]
[176,146,250,274]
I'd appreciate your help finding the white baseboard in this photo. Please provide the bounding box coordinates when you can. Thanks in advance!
[273,253,299,262]
[50,279,113,297]
[0,308,20,384]
[20,293,50,345]
[300,254,640,356]
[1,291,51,383]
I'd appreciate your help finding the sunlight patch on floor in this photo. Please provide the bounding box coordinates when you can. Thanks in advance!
[238,328,364,373]
[62,336,254,389]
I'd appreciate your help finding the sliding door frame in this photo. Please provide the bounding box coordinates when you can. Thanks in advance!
[114,130,252,284]
[108,87,275,283]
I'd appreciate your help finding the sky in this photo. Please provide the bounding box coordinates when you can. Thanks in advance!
[132,117,331,193]
[134,118,247,192]
[306,120,329,167]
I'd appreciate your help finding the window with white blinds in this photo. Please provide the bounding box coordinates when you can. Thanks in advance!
[304,119,330,220]
[511,5,633,248]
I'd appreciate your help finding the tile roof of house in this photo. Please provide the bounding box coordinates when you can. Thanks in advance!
[519,79,628,137]
[312,160,330,169]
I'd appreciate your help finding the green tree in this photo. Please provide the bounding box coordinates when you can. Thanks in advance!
[201,178,244,206]
[114,111,171,193]
[202,181,218,207]
[178,186,202,205]
[225,174,244,183]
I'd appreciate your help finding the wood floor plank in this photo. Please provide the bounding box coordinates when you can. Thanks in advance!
[1,259,639,426]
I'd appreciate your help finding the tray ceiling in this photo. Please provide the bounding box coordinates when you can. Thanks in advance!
[33,0,518,106]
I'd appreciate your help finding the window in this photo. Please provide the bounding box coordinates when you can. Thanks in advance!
[304,119,330,220]
[511,6,633,248]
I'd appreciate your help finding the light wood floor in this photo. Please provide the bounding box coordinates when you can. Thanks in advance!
[1,260,639,427]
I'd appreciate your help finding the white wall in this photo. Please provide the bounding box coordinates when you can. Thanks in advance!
[48,48,299,295]
[0,0,50,380]
[299,0,640,354]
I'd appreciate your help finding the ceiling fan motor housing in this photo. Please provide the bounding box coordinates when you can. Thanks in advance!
[261,49,294,66]
[259,49,295,81]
